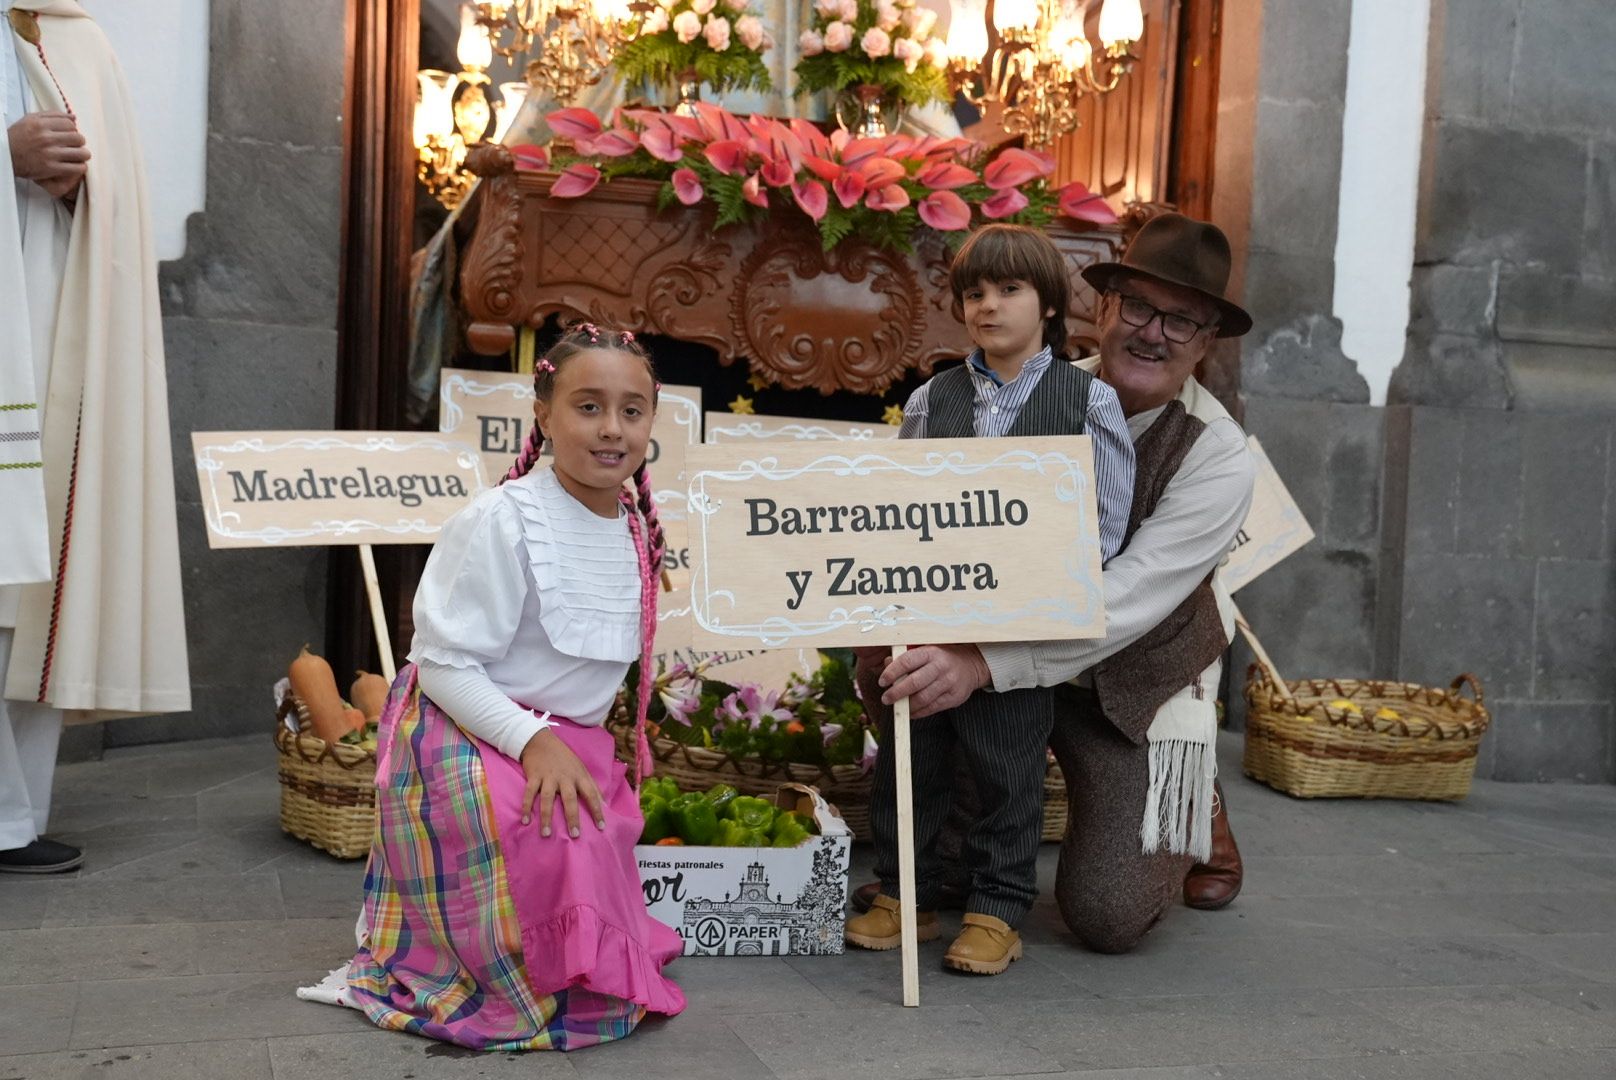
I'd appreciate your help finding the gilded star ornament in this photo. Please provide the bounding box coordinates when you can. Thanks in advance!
[728,394,755,415]
[883,403,905,426]
[747,373,772,391]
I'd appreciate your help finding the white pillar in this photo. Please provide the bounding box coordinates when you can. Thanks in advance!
[89,0,211,262]
[1332,0,1431,406]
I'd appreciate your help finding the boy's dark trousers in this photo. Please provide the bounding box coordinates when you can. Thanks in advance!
[869,684,1055,927]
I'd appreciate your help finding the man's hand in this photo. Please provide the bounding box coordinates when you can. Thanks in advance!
[518,728,606,838]
[878,643,991,719]
[8,113,88,198]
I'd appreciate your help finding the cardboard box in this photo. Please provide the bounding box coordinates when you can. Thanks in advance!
[636,784,851,957]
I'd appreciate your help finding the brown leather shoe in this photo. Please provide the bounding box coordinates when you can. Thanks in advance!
[851,879,967,914]
[844,894,941,951]
[942,913,1022,975]
[1183,781,1243,910]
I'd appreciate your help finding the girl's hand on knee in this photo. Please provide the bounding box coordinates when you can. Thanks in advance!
[518,729,607,837]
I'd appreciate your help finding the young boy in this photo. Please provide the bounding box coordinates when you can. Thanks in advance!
[845,224,1135,974]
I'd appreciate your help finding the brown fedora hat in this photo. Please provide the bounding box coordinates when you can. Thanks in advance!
[1080,212,1252,338]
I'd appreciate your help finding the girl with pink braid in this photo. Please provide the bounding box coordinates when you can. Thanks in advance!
[309,324,683,1051]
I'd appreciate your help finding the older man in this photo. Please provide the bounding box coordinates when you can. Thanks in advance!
[872,213,1256,952]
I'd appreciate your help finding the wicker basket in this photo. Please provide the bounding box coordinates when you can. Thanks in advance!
[1242,666,1490,800]
[612,718,1070,841]
[274,696,377,859]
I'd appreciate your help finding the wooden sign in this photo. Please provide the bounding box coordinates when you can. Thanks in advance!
[683,437,1105,650]
[439,369,702,488]
[652,589,817,686]
[704,413,900,444]
[1220,435,1316,594]
[192,431,486,548]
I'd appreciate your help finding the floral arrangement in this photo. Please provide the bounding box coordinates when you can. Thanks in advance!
[530,103,1118,254]
[795,0,950,109]
[613,0,773,96]
[622,648,876,770]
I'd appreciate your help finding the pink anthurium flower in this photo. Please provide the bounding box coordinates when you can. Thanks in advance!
[760,155,795,187]
[546,107,603,140]
[704,139,749,176]
[742,171,769,207]
[551,163,602,198]
[841,136,886,167]
[981,187,1030,218]
[1058,181,1118,224]
[671,167,704,205]
[588,128,641,157]
[509,144,550,171]
[917,189,971,230]
[801,154,843,183]
[789,117,832,158]
[881,134,916,161]
[983,147,1050,190]
[916,160,977,190]
[854,156,906,189]
[865,183,911,212]
[639,121,685,163]
[832,171,867,208]
[792,178,829,221]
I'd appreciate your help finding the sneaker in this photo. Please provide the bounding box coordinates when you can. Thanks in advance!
[844,893,941,951]
[0,838,84,874]
[942,913,1022,975]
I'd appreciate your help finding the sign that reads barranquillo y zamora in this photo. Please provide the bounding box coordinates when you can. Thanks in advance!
[683,437,1106,650]
[191,431,487,548]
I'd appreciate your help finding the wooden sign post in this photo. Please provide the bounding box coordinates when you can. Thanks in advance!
[683,437,1107,1005]
[191,431,487,680]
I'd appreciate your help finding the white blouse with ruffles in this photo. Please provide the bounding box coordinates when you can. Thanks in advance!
[408,468,642,760]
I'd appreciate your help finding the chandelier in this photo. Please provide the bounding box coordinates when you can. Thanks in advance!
[414,0,642,210]
[945,0,1144,151]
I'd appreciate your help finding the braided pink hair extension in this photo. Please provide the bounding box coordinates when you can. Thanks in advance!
[620,488,659,786]
[502,421,545,484]
[631,462,667,571]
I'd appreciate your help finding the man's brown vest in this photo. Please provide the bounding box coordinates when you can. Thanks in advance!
[1091,401,1229,744]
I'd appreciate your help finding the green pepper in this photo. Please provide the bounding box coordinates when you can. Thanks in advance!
[725,795,776,832]
[642,777,681,803]
[639,790,674,844]
[703,783,739,815]
[715,818,768,847]
[669,791,719,846]
[770,819,812,848]
[770,810,816,843]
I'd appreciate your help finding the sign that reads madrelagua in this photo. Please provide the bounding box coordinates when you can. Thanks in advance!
[684,437,1105,649]
[704,413,900,444]
[440,369,702,488]
[1220,435,1316,594]
[192,431,486,548]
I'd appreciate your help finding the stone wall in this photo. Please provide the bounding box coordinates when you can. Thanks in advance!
[91,0,349,751]
[1228,0,1616,782]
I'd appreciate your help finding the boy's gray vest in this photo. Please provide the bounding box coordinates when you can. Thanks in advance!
[921,358,1093,440]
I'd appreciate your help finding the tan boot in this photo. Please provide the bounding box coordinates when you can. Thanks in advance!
[942,913,1022,975]
[844,893,941,951]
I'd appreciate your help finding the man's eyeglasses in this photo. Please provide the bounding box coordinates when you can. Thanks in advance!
[1111,292,1214,345]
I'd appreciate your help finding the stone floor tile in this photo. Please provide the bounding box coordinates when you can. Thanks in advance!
[668,953,839,1014]
[267,1030,577,1078]
[46,795,199,839]
[1337,984,1615,1052]
[1485,933,1616,985]
[42,873,285,927]
[1206,1048,1616,1079]
[0,981,76,1056]
[0,876,70,930]
[194,918,356,976]
[1524,984,1616,1040]
[65,829,209,877]
[277,866,367,919]
[727,1004,1063,1080]
[89,824,306,880]
[569,1014,773,1080]
[1348,933,1598,988]
[787,934,1092,1009]
[72,973,372,1049]
[0,925,197,985]
[0,1039,273,1080]
[975,990,1441,1071]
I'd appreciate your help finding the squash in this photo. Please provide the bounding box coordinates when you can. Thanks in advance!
[289,644,350,743]
[342,706,367,735]
[350,670,389,722]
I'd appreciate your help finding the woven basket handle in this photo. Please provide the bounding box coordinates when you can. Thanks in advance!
[1450,673,1484,707]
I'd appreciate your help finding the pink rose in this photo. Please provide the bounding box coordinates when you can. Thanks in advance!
[861,25,892,57]
[723,0,748,10]
[901,6,937,37]
[837,0,858,22]
[641,6,669,32]
[736,13,765,50]
[824,20,853,51]
[799,28,825,55]
[814,0,842,16]
[875,0,901,30]
[703,14,731,50]
[690,0,716,13]
[893,36,922,72]
[673,9,702,42]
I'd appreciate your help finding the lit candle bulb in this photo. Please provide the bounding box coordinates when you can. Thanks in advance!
[1098,0,1142,47]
